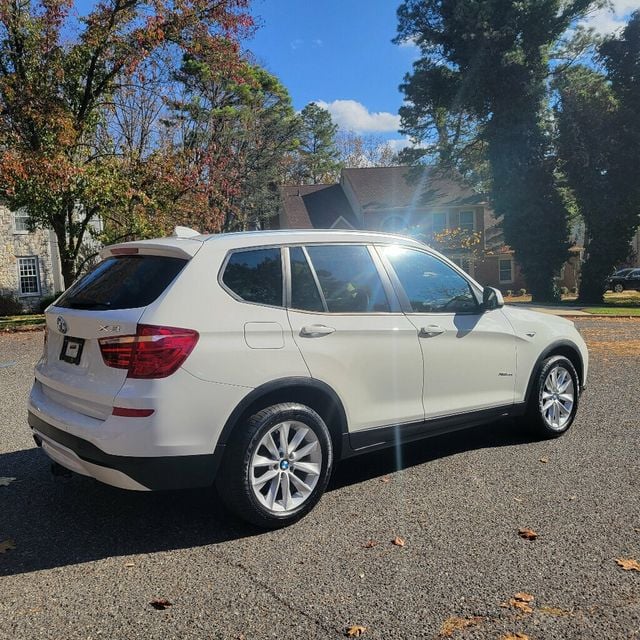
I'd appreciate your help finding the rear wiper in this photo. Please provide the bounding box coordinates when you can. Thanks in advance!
[66,300,112,310]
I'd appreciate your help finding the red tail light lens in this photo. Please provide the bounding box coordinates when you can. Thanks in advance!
[99,324,199,379]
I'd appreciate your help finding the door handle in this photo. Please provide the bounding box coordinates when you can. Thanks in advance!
[419,325,445,338]
[300,325,336,338]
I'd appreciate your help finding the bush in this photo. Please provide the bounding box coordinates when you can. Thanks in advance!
[0,293,23,316]
[519,288,527,296]
[560,286,569,296]
[506,289,513,297]
[37,292,63,313]
[570,286,578,295]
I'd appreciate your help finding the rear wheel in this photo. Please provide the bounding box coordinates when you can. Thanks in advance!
[524,356,579,438]
[614,283,624,293]
[216,403,333,528]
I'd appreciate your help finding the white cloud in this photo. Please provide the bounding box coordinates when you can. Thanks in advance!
[290,38,304,50]
[312,38,324,48]
[398,35,419,49]
[581,1,640,34]
[315,99,401,133]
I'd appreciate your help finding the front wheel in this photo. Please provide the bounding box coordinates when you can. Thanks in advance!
[524,356,579,438]
[614,283,624,293]
[216,403,333,528]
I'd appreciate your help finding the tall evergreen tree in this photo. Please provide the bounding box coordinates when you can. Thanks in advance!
[294,102,340,184]
[396,0,599,301]
[555,13,640,303]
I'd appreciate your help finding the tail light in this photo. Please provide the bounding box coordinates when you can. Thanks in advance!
[99,324,199,379]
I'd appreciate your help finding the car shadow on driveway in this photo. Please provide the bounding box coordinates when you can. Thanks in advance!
[0,419,532,577]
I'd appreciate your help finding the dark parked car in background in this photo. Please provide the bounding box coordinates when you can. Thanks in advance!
[608,268,640,293]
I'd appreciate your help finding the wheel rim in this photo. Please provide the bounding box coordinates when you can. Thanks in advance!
[250,420,322,514]
[540,365,575,430]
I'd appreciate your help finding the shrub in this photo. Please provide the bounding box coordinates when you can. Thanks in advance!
[506,289,513,297]
[519,288,527,296]
[0,293,23,316]
[37,292,63,313]
[560,286,569,296]
[570,286,578,295]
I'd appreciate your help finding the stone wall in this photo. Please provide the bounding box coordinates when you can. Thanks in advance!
[0,205,60,312]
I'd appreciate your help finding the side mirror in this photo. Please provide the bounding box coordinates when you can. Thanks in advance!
[482,286,504,311]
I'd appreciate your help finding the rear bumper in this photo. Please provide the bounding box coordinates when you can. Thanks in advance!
[29,412,222,491]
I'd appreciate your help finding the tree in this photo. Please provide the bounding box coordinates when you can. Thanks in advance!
[0,0,253,286]
[292,102,340,184]
[336,131,397,168]
[395,0,601,301]
[555,13,640,303]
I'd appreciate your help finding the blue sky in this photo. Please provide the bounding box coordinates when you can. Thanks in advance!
[246,0,416,146]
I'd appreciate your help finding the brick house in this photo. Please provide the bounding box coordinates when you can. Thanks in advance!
[0,205,64,311]
[277,166,531,293]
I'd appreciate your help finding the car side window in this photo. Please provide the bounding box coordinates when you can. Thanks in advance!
[289,247,325,312]
[222,248,283,307]
[305,245,390,313]
[382,246,478,313]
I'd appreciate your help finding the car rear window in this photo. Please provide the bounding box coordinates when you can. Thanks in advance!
[56,255,187,310]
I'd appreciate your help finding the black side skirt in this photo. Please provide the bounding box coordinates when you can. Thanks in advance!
[28,412,221,491]
[344,404,526,456]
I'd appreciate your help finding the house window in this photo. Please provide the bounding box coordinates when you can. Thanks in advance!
[18,257,41,295]
[457,210,475,232]
[432,212,447,234]
[499,258,513,284]
[13,209,30,233]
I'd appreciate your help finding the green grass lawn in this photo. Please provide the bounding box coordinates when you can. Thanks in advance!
[0,314,45,329]
[580,306,640,316]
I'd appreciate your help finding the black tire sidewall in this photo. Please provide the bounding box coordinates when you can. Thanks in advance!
[218,403,333,528]
[528,355,579,437]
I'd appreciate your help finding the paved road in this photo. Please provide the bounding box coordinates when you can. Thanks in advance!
[1,319,639,639]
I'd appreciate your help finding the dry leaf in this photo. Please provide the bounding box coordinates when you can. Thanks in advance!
[513,593,534,603]
[380,476,390,483]
[150,598,172,610]
[0,539,15,553]
[363,540,377,549]
[509,599,533,614]
[438,616,484,637]
[501,634,530,640]
[538,605,572,617]
[518,528,538,541]
[615,558,640,572]
[345,624,366,637]
[514,497,523,503]
[392,536,405,547]
[539,458,548,464]
[0,477,16,486]
[124,561,135,568]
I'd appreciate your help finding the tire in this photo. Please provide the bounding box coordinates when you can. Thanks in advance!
[614,283,624,293]
[524,355,580,438]
[216,403,333,528]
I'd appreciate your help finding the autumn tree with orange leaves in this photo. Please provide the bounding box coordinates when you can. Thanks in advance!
[0,0,255,286]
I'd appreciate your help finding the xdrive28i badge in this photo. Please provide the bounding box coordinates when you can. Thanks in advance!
[56,316,68,334]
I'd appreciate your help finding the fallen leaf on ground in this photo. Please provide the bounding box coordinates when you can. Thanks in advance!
[0,477,16,486]
[345,624,366,637]
[149,598,172,610]
[392,536,405,547]
[438,616,484,637]
[124,561,135,568]
[615,558,640,572]
[518,528,538,541]
[513,593,534,603]
[362,540,377,549]
[508,599,534,614]
[538,605,572,617]
[539,458,548,464]
[380,476,390,483]
[514,497,523,503]
[501,634,530,640]
[0,539,15,553]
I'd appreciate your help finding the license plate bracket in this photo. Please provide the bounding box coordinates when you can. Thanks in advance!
[59,336,85,365]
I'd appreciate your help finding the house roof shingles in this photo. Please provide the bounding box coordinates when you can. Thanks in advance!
[280,184,358,230]
[342,166,484,211]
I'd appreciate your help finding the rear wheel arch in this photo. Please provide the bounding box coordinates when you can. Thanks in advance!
[218,377,348,460]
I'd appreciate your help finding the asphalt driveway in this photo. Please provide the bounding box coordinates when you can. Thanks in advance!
[0,318,638,639]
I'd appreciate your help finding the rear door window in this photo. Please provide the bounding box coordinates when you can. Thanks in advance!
[56,256,187,310]
[305,245,390,313]
[222,248,283,306]
[289,247,325,312]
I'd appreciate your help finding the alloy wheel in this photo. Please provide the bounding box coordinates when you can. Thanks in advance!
[540,365,575,430]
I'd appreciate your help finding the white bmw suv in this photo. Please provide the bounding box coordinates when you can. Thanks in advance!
[29,229,588,527]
